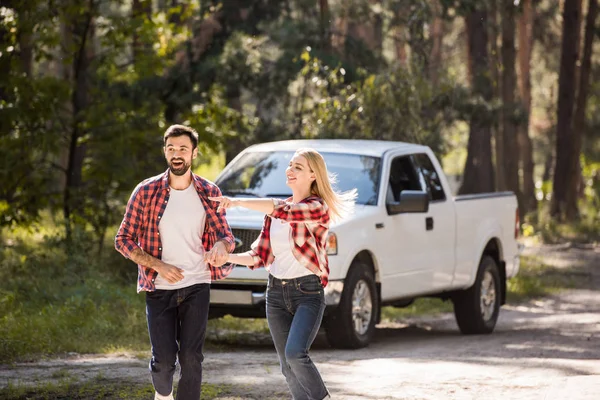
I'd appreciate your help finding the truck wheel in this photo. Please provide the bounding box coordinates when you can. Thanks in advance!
[452,255,501,334]
[324,262,378,349]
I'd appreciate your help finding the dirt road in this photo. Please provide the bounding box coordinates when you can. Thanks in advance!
[1,244,599,399]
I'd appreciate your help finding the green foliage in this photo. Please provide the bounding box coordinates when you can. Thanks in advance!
[0,376,228,399]
[302,51,468,155]
[0,221,146,362]
[381,298,453,321]
[506,255,584,302]
[522,157,600,244]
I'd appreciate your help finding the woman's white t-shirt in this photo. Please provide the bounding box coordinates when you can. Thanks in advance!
[268,217,312,279]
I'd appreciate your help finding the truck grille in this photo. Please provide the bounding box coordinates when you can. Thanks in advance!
[231,229,262,253]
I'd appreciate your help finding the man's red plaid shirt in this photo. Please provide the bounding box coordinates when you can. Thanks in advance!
[247,196,331,287]
[115,170,235,292]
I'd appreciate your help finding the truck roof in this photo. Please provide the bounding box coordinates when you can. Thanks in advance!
[242,139,429,158]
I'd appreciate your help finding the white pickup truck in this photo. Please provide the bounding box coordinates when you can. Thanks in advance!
[209,139,521,349]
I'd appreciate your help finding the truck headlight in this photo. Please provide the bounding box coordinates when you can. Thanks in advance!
[326,232,337,255]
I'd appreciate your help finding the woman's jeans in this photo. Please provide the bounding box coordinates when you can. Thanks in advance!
[267,274,329,400]
[146,283,210,400]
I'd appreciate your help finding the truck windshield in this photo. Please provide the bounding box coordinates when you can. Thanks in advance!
[216,151,381,205]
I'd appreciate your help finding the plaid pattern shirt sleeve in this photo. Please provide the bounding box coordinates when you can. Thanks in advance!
[269,196,330,225]
[115,183,145,259]
[114,174,167,292]
[248,215,274,270]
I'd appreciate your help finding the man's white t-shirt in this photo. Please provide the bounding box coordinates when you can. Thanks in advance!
[269,217,311,279]
[155,183,210,289]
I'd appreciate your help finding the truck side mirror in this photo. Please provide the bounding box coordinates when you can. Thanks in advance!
[386,190,429,215]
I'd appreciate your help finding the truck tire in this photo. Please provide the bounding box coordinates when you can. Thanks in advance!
[452,255,501,334]
[323,261,378,349]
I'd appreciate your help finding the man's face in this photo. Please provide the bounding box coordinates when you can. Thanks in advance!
[164,135,197,176]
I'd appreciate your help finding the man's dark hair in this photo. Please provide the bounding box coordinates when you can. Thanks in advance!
[163,124,199,150]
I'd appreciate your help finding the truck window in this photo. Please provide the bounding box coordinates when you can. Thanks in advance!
[216,151,382,206]
[388,156,422,202]
[414,153,446,201]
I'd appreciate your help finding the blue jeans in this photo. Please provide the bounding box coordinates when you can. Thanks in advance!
[266,274,329,400]
[146,283,210,400]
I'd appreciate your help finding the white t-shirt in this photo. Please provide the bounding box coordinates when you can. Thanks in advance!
[155,183,210,289]
[269,217,312,279]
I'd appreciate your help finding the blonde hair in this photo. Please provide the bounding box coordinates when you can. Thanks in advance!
[295,148,357,223]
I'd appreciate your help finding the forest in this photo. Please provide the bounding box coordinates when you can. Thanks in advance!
[0,0,599,365]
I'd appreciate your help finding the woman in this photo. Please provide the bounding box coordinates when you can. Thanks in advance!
[209,148,355,400]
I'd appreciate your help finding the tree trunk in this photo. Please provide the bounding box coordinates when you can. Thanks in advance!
[407,2,429,70]
[132,0,152,64]
[63,2,95,239]
[517,0,537,213]
[489,0,506,192]
[551,0,582,219]
[331,4,348,53]
[0,6,11,102]
[459,9,495,195]
[429,0,444,84]
[318,0,331,50]
[567,0,598,218]
[394,27,408,66]
[347,1,383,54]
[17,6,33,77]
[501,0,520,207]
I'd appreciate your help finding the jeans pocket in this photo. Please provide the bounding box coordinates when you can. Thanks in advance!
[297,280,323,295]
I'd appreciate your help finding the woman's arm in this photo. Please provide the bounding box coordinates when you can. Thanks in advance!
[269,198,329,224]
[228,251,258,267]
[209,197,274,215]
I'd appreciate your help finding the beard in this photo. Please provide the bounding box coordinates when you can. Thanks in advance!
[168,158,191,176]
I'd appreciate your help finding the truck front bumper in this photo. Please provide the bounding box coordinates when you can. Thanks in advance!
[209,279,345,318]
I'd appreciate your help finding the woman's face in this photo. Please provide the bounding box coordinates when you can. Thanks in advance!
[286,154,315,190]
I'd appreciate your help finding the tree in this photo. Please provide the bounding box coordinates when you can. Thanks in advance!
[551,0,582,219]
[61,0,96,240]
[459,6,495,194]
[517,0,537,213]
[489,0,506,192]
[501,0,520,204]
[568,0,598,215]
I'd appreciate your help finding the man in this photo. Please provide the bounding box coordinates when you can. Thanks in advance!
[115,124,234,400]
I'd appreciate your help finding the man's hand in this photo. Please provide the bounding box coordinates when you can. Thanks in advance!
[154,262,185,284]
[208,196,237,213]
[204,240,229,266]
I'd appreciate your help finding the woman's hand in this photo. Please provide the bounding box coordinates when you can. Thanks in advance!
[208,196,238,213]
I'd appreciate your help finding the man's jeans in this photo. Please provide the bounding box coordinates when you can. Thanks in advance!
[146,283,210,400]
[267,274,329,400]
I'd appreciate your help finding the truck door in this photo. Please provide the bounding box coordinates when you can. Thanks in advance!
[413,153,456,291]
[378,154,435,299]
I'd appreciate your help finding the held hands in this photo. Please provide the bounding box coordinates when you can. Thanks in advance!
[208,196,237,213]
[204,240,229,266]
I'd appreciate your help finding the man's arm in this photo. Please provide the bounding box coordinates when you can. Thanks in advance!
[114,185,144,259]
[115,185,183,284]
[129,248,184,284]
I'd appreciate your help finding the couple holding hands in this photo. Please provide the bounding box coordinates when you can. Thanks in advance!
[115,124,355,400]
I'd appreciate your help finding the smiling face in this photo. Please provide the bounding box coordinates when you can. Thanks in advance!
[286,154,316,191]
[164,135,198,176]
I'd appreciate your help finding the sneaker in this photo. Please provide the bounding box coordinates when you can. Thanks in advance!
[154,391,174,400]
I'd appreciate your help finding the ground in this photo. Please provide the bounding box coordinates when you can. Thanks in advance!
[1,244,599,399]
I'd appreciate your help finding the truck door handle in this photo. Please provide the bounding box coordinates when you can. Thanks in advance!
[426,217,434,231]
